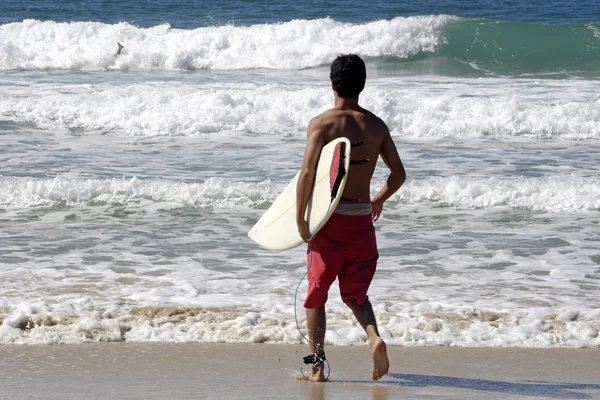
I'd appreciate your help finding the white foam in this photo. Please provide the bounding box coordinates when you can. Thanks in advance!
[394,175,600,212]
[1,175,599,212]
[0,176,282,209]
[2,78,600,139]
[0,17,448,71]
[0,83,331,136]
[374,90,600,140]
[1,301,598,347]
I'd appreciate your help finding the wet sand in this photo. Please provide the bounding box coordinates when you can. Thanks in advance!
[0,343,599,399]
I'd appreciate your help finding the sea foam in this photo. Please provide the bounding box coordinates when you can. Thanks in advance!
[0,302,598,347]
[2,80,600,139]
[0,17,447,71]
[1,175,599,212]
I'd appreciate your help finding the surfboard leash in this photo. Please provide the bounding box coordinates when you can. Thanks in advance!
[294,241,332,382]
[293,202,335,382]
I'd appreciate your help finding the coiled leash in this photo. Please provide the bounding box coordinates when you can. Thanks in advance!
[294,224,332,382]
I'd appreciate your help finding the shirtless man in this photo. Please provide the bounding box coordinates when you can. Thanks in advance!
[296,54,406,382]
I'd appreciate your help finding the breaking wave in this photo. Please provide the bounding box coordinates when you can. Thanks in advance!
[1,17,598,76]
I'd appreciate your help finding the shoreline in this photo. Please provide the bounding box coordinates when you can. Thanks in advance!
[1,343,599,399]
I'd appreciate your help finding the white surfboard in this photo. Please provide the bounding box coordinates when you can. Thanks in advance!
[248,137,351,251]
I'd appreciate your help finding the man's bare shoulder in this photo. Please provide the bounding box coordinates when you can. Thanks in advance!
[313,108,384,123]
[311,109,342,123]
[309,110,338,128]
[310,107,389,138]
[360,107,389,132]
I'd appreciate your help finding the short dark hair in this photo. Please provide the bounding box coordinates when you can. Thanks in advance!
[330,54,366,98]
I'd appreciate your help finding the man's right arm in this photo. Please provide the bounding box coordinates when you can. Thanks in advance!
[296,117,326,241]
[371,126,406,221]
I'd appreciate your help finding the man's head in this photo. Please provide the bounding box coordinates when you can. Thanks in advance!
[330,54,366,99]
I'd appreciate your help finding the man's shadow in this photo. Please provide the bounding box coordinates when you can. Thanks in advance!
[338,373,600,399]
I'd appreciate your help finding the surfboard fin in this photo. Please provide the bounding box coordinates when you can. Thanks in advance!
[350,141,368,164]
[330,142,347,201]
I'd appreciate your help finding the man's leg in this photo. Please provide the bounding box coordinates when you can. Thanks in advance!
[345,298,389,380]
[304,215,346,382]
[305,305,326,381]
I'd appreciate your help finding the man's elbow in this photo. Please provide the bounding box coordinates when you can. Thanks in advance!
[399,168,407,185]
[298,167,316,185]
[392,166,406,188]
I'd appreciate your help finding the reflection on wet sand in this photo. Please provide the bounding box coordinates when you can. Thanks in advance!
[309,382,389,400]
[309,383,324,400]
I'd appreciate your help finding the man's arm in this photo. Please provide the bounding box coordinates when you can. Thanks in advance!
[371,127,406,221]
[296,117,326,242]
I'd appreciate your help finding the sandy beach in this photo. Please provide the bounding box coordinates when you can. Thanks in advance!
[1,343,598,399]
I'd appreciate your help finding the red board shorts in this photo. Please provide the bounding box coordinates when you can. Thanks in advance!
[304,213,379,308]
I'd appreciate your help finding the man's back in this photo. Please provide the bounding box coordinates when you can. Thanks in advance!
[313,106,401,205]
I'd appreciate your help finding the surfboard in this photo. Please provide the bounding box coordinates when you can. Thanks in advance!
[248,137,351,251]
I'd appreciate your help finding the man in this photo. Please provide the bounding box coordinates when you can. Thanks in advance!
[296,54,406,382]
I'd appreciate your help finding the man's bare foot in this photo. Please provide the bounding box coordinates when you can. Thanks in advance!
[308,362,326,382]
[369,337,389,380]
[116,42,124,56]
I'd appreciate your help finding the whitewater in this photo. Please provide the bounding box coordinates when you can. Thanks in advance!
[1,17,599,76]
[1,12,599,348]
[2,75,600,139]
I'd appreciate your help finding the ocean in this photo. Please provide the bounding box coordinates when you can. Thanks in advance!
[0,0,599,347]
